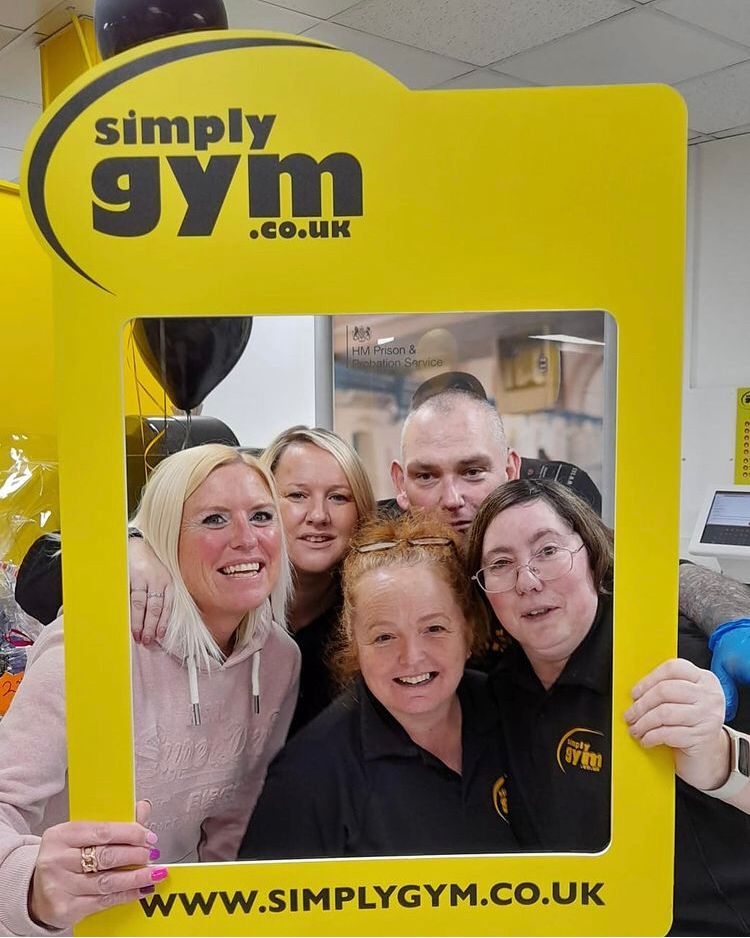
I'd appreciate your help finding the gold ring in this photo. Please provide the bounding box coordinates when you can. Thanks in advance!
[80,845,99,874]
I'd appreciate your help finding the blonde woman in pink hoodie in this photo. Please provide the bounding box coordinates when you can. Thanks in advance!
[0,444,300,936]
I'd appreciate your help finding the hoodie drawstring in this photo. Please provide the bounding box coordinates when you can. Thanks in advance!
[252,650,260,714]
[187,655,201,726]
[187,649,260,726]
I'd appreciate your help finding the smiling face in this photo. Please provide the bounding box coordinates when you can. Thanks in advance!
[481,499,599,680]
[351,564,470,727]
[273,442,359,576]
[178,462,281,643]
[392,399,520,534]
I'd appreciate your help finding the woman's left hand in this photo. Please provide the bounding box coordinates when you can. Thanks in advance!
[625,658,729,791]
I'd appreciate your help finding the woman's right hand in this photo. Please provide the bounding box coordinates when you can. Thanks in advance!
[128,537,173,644]
[626,657,728,791]
[29,818,167,929]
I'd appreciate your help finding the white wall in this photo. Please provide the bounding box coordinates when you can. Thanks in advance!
[681,133,750,556]
[201,315,317,449]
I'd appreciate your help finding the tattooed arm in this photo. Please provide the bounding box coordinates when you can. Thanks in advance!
[679,563,750,636]
[679,563,750,721]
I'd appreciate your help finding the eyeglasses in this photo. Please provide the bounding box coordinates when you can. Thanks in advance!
[354,536,454,554]
[473,543,585,593]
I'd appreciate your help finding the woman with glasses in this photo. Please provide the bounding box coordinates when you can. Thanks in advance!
[467,478,617,852]
[467,478,750,934]
[467,478,736,850]
[238,511,521,859]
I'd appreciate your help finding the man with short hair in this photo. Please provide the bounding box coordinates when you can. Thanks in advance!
[390,389,520,532]
[389,370,601,524]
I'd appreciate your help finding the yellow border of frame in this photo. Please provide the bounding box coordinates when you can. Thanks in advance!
[20,30,686,936]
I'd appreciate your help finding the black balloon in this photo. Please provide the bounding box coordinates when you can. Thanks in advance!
[94,0,228,59]
[134,317,253,412]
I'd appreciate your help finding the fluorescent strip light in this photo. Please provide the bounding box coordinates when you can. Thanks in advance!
[528,334,604,347]
[377,336,396,345]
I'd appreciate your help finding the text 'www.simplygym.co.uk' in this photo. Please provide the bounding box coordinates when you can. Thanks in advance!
[140,880,605,918]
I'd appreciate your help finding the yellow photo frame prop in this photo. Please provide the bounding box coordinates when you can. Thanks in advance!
[21,31,686,936]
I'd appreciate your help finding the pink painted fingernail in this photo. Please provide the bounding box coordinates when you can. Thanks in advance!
[151,867,168,882]
[146,831,158,845]
[140,885,155,896]
[149,848,161,861]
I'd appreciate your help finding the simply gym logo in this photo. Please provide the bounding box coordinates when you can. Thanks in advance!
[91,108,363,242]
[556,727,604,774]
[24,34,366,292]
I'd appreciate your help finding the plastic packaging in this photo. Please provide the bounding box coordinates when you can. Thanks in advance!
[0,433,59,566]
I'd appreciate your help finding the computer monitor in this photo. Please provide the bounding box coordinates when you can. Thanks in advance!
[689,486,750,581]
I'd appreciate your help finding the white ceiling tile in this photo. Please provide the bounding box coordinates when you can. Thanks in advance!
[0,144,20,181]
[490,7,749,85]
[434,67,535,89]
[333,0,635,67]
[0,23,18,49]
[35,2,94,37]
[677,61,750,133]
[713,122,750,139]
[0,0,61,31]
[225,0,320,32]
[0,31,42,104]
[0,96,40,149]
[300,21,471,87]
[653,0,750,49]
[256,0,362,17]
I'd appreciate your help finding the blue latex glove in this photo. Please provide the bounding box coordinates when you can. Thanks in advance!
[709,618,750,721]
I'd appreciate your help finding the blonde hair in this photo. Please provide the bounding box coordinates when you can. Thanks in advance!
[132,444,293,668]
[262,426,376,523]
[332,510,485,685]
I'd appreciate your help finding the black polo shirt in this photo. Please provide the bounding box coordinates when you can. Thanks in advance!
[670,614,750,936]
[288,601,340,737]
[240,670,520,859]
[489,598,750,934]
[488,596,612,852]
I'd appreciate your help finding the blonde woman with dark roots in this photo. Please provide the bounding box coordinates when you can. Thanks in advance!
[261,426,375,732]
[0,445,299,935]
[239,511,522,859]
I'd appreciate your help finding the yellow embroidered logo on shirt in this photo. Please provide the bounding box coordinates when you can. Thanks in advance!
[492,775,510,822]
[556,727,605,773]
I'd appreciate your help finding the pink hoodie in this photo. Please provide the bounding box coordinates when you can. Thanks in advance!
[0,610,300,936]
